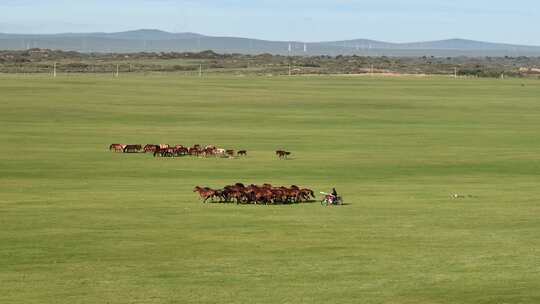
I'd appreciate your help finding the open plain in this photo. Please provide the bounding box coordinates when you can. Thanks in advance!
[1,74,539,303]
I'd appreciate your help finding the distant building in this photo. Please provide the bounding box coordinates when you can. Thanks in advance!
[519,67,540,74]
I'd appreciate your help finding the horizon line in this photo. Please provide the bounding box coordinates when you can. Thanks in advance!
[1,28,540,48]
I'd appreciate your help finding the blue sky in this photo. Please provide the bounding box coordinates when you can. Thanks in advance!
[0,0,538,45]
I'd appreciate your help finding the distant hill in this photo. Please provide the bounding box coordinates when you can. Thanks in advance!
[1,29,540,57]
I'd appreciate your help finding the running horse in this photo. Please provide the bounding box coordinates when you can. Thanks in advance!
[200,183,315,205]
[193,186,220,203]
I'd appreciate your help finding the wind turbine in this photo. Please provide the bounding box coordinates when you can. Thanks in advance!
[287,43,292,76]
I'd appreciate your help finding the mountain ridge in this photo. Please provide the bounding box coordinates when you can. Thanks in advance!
[1,29,539,56]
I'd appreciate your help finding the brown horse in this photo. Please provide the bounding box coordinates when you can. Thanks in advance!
[203,147,217,157]
[193,186,219,203]
[237,150,247,157]
[109,144,125,152]
[299,188,315,202]
[144,144,159,153]
[189,147,201,156]
[226,150,235,157]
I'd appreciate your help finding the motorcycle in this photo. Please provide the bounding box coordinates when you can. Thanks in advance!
[320,192,343,206]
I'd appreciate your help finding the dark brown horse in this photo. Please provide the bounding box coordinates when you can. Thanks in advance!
[123,145,142,153]
[175,147,189,156]
[154,147,175,157]
[237,150,247,157]
[276,150,291,159]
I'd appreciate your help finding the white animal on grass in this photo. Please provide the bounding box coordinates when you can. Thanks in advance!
[216,148,226,156]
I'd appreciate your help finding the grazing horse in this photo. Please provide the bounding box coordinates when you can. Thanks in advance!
[276,150,290,159]
[109,144,125,152]
[175,147,189,156]
[189,147,201,156]
[144,144,159,153]
[203,147,217,157]
[123,145,142,153]
[215,148,226,157]
[154,147,175,157]
[237,150,247,157]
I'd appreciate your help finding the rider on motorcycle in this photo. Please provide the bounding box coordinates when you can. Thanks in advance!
[330,188,338,203]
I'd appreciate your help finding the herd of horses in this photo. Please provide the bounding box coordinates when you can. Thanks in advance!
[109,144,291,159]
[109,144,247,158]
[109,144,310,205]
[194,183,315,205]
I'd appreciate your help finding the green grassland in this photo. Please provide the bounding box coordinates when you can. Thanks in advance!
[1,74,539,303]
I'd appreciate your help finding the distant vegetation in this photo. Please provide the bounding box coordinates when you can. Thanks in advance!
[1,48,540,78]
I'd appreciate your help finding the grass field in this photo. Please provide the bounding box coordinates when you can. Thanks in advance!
[1,74,540,304]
